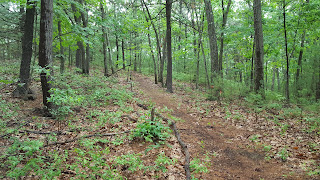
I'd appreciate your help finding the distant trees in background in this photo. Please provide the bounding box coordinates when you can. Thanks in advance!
[1,0,319,105]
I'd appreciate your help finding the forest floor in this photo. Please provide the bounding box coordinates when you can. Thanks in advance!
[130,72,319,180]
[0,65,319,179]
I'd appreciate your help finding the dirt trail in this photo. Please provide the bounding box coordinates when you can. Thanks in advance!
[132,73,304,180]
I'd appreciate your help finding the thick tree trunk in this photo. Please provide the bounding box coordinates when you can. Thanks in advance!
[166,0,173,93]
[253,0,264,97]
[13,0,36,98]
[204,0,219,83]
[116,35,119,69]
[39,0,53,108]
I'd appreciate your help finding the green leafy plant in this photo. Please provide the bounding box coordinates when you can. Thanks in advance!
[278,147,289,162]
[133,116,171,142]
[47,86,83,119]
[114,153,144,172]
[190,158,208,173]
[154,152,176,173]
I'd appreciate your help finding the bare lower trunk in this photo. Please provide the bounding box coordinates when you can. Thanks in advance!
[166,0,173,93]
[39,0,53,109]
[14,0,36,98]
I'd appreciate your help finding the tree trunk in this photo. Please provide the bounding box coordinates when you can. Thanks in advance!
[218,0,232,76]
[58,19,64,74]
[147,26,158,84]
[80,0,89,74]
[204,0,219,83]
[13,0,36,98]
[253,0,264,97]
[295,30,305,94]
[100,2,108,76]
[106,31,114,74]
[116,35,119,69]
[316,58,320,101]
[160,34,167,87]
[271,67,275,91]
[141,0,162,83]
[283,0,290,102]
[39,0,53,109]
[122,39,125,69]
[166,0,173,93]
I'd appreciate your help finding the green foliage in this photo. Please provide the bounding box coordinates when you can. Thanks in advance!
[47,86,84,119]
[114,153,144,172]
[278,147,289,162]
[190,158,208,174]
[154,152,176,173]
[134,115,171,143]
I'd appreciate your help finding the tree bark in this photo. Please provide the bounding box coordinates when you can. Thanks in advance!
[253,0,265,97]
[100,2,108,76]
[106,30,114,74]
[58,19,64,74]
[39,0,53,109]
[116,35,119,69]
[316,57,320,101]
[295,30,306,94]
[13,0,36,98]
[122,39,125,69]
[218,0,232,76]
[283,0,289,102]
[166,0,173,93]
[204,0,219,83]
[160,34,167,87]
[80,0,89,74]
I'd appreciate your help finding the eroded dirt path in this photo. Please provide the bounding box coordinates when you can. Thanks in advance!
[131,73,307,180]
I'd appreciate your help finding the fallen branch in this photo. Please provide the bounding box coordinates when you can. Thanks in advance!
[137,103,191,180]
[121,115,137,122]
[44,130,131,147]
[19,130,67,135]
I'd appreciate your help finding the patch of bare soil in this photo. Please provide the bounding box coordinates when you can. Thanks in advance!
[130,72,316,180]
